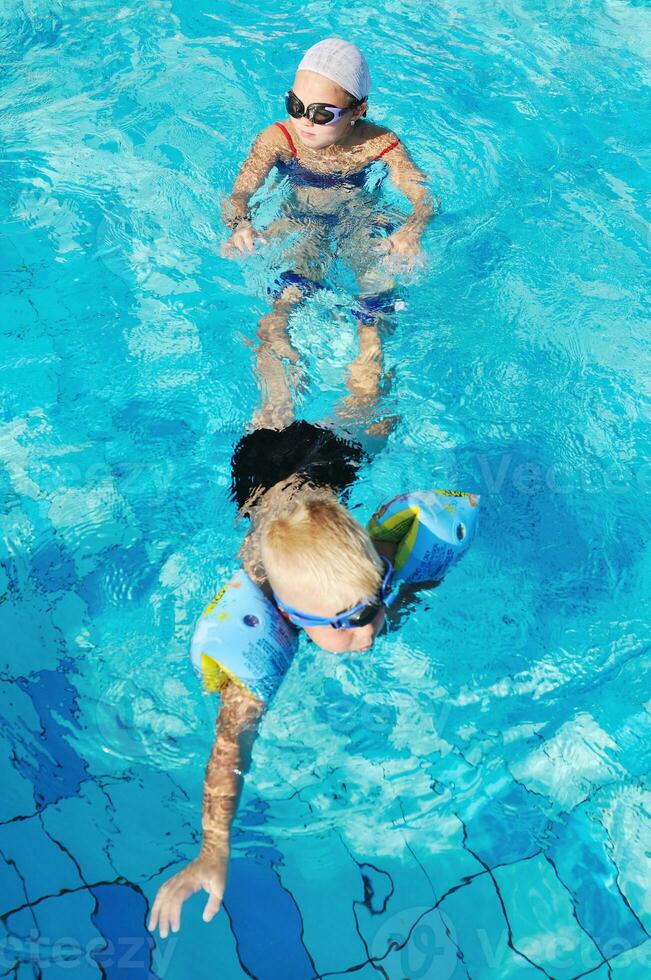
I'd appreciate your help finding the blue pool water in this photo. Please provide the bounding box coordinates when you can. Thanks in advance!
[1,0,650,976]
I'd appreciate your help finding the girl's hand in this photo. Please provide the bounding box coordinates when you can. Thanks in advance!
[377,225,425,275]
[221,221,267,258]
[377,225,422,258]
[148,846,229,939]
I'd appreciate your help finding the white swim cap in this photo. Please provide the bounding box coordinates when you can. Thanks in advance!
[297,37,371,101]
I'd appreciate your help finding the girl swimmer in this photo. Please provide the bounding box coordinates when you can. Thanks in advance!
[221,37,436,428]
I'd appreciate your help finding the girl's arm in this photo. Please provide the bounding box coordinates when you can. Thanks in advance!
[148,681,265,938]
[382,140,437,247]
[222,124,284,231]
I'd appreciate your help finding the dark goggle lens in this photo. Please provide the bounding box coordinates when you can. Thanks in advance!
[284,91,337,125]
[309,106,336,124]
[285,92,303,118]
[338,599,383,629]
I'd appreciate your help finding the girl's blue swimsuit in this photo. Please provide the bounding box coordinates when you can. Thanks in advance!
[270,123,403,322]
[275,156,372,190]
[273,122,400,190]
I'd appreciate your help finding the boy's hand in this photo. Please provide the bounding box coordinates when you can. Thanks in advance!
[148,847,229,939]
[221,221,267,258]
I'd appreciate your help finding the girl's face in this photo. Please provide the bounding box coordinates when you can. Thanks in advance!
[288,69,364,150]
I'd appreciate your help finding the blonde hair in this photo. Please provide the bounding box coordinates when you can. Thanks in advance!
[259,488,383,609]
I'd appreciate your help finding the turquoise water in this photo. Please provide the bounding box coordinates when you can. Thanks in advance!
[1,0,650,976]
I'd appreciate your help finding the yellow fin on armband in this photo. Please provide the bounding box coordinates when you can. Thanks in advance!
[368,504,421,574]
[200,653,253,698]
[199,653,228,692]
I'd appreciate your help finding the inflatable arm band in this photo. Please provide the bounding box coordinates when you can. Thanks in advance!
[368,490,480,586]
[190,489,479,700]
[189,570,298,704]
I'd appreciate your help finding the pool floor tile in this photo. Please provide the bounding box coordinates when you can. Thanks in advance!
[0,818,82,909]
[609,939,651,977]
[439,871,542,978]
[600,784,651,935]
[492,853,602,978]
[273,830,369,975]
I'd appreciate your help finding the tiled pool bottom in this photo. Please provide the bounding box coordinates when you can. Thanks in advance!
[2,0,650,973]
[2,658,650,978]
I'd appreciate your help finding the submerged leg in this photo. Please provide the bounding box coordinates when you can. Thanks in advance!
[335,218,404,431]
[253,345,295,430]
[253,285,306,429]
[257,283,304,363]
[253,221,331,427]
[338,319,383,421]
[256,217,330,363]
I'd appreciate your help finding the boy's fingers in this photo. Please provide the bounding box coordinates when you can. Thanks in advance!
[160,906,176,939]
[170,899,182,934]
[155,890,178,939]
[148,888,165,932]
[158,907,169,940]
[203,891,222,922]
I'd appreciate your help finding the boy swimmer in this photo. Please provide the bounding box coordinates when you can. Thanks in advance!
[148,421,478,937]
[221,37,435,426]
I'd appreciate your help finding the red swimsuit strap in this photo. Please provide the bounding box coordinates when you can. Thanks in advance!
[375,137,401,161]
[274,121,298,157]
[275,122,399,165]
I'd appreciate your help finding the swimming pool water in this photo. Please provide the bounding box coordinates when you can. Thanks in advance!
[1,0,650,976]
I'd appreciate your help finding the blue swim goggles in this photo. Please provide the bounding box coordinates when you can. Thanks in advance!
[272,557,396,631]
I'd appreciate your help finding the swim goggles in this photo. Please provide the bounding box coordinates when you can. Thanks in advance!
[272,557,395,630]
[284,89,359,126]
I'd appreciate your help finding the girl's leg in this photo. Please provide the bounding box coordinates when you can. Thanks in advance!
[257,219,330,350]
[256,282,304,363]
[254,219,330,428]
[253,340,295,430]
[339,320,383,421]
[336,219,399,424]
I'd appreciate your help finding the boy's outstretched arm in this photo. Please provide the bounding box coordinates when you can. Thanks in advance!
[148,681,265,939]
[381,142,437,256]
[222,125,283,255]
